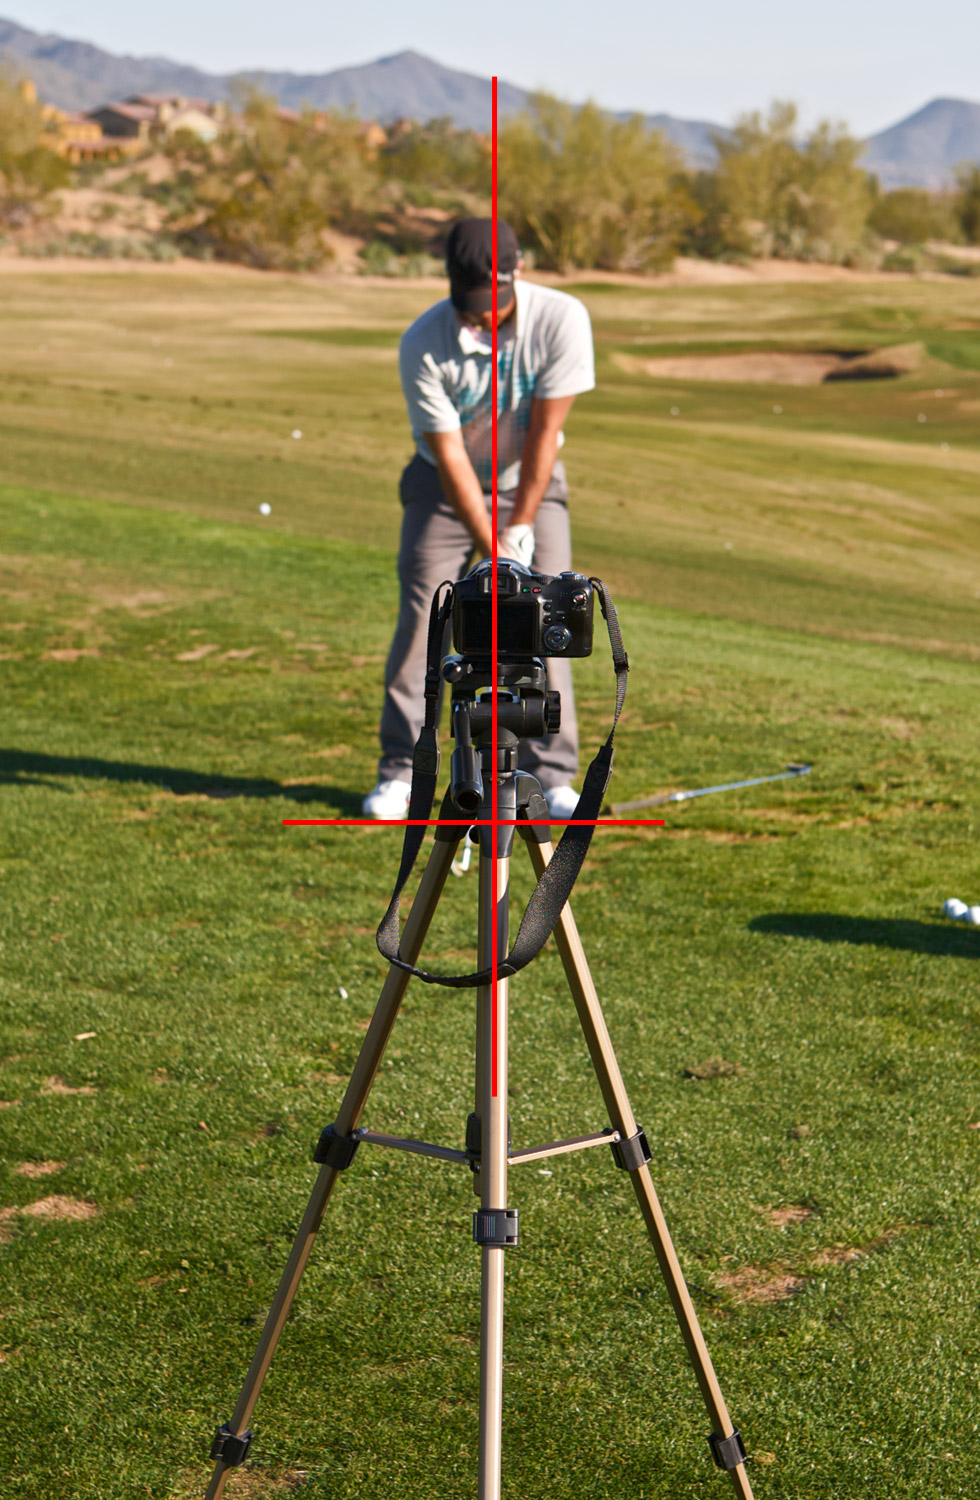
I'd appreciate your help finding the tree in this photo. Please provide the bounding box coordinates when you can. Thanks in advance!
[497,93,694,272]
[954,165,980,245]
[0,72,69,227]
[171,90,382,270]
[380,117,489,200]
[708,101,874,262]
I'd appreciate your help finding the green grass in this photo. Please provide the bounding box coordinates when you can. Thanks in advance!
[0,266,979,1500]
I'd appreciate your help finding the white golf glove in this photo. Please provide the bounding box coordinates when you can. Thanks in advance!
[498,523,535,567]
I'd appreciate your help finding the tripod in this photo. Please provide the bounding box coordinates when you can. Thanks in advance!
[204,758,756,1499]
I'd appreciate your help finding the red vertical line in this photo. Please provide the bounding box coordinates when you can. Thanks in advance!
[490,75,499,1099]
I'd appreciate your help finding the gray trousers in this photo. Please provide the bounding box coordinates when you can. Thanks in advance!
[377,453,579,789]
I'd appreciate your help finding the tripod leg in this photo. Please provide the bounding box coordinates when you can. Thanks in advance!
[203,831,462,1500]
[523,834,756,1500]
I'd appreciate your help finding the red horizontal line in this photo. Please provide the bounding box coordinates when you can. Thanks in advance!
[282,818,666,827]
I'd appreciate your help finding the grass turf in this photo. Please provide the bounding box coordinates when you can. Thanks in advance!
[0,266,978,1499]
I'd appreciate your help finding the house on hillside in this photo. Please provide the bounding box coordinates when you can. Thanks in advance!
[17,79,124,163]
[87,102,156,143]
[361,120,387,155]
[44,110,114,163]
[85,95,226,150]
[125,94,226,143]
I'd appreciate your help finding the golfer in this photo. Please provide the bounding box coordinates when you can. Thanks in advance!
[363,217,596,819]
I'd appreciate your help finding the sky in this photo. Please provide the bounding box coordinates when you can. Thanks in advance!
[10,0,980,134]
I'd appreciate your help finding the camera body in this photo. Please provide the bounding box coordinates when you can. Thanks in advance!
[451,559,594,661]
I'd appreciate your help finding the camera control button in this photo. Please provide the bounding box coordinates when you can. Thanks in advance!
[543,625,572,652]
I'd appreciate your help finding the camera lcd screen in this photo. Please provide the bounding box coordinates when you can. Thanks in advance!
[460,599,535,656]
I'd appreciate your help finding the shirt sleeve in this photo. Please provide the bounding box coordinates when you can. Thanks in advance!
[534,297,596,400]
[399,332,461,435]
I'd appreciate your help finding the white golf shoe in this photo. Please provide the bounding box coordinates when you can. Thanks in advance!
[362,779,412,819]
[543,784,580,821]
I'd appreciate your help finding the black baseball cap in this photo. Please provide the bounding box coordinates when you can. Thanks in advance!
[446,217,520,315]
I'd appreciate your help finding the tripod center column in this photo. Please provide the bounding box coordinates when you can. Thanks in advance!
[476,824,512,1499]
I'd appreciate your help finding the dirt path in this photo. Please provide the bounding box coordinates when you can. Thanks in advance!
[0,253,913,288]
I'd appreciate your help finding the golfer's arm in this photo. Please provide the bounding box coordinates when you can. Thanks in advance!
[423,429,493,556]
[508,395,577,527]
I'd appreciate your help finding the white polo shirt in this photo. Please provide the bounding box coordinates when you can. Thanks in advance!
[399,279,595,492]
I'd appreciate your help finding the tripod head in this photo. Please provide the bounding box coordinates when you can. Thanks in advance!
[441,654,561,816]
[441,558,594,815]
[377,568,629,988]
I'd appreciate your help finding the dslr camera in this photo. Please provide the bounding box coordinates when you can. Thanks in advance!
[451,559,594,662]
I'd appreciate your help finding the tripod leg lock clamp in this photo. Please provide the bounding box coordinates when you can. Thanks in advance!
[708,1428,747,1471]
[473,1208,519,1247]
[611,1126,651,1173]
[313,1123,362,1171]
[210,1421,253,1466]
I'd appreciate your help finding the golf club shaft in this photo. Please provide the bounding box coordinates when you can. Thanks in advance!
[612,764,811,814]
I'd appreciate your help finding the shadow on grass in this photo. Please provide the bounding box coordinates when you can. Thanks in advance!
[750,912,979,959]
[0,748,362,813]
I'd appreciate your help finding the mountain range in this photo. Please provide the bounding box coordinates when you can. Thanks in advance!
[2,15,978,188]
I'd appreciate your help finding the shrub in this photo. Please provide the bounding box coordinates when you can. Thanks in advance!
[0,71,70,226]
[880,244,931,273]
[18,232,180,261]
[954,166,980,244]
[359,239,396,275]
[358,242,442,277]
[868,188,956,244]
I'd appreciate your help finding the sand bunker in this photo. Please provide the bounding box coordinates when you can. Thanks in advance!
[616,342,923,386]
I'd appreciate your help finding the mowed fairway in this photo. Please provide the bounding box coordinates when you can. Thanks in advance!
[0,264,978,1500]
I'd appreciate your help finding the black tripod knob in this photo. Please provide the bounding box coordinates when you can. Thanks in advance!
[451,744,484,815]
[545,691,561,734]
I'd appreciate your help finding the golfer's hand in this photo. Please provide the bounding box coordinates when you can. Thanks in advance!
[498,524,535,567]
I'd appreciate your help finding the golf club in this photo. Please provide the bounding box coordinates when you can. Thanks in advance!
[609,762,812,815]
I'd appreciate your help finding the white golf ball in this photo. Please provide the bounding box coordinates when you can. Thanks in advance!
[943,898,968,920]
[258,503,271,516]
[291,429,303,439]
[966,906,980,927]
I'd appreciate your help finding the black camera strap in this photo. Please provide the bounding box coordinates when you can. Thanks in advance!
[376,577,628,989]
[501,577,627,977]
[381,577,454,907]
